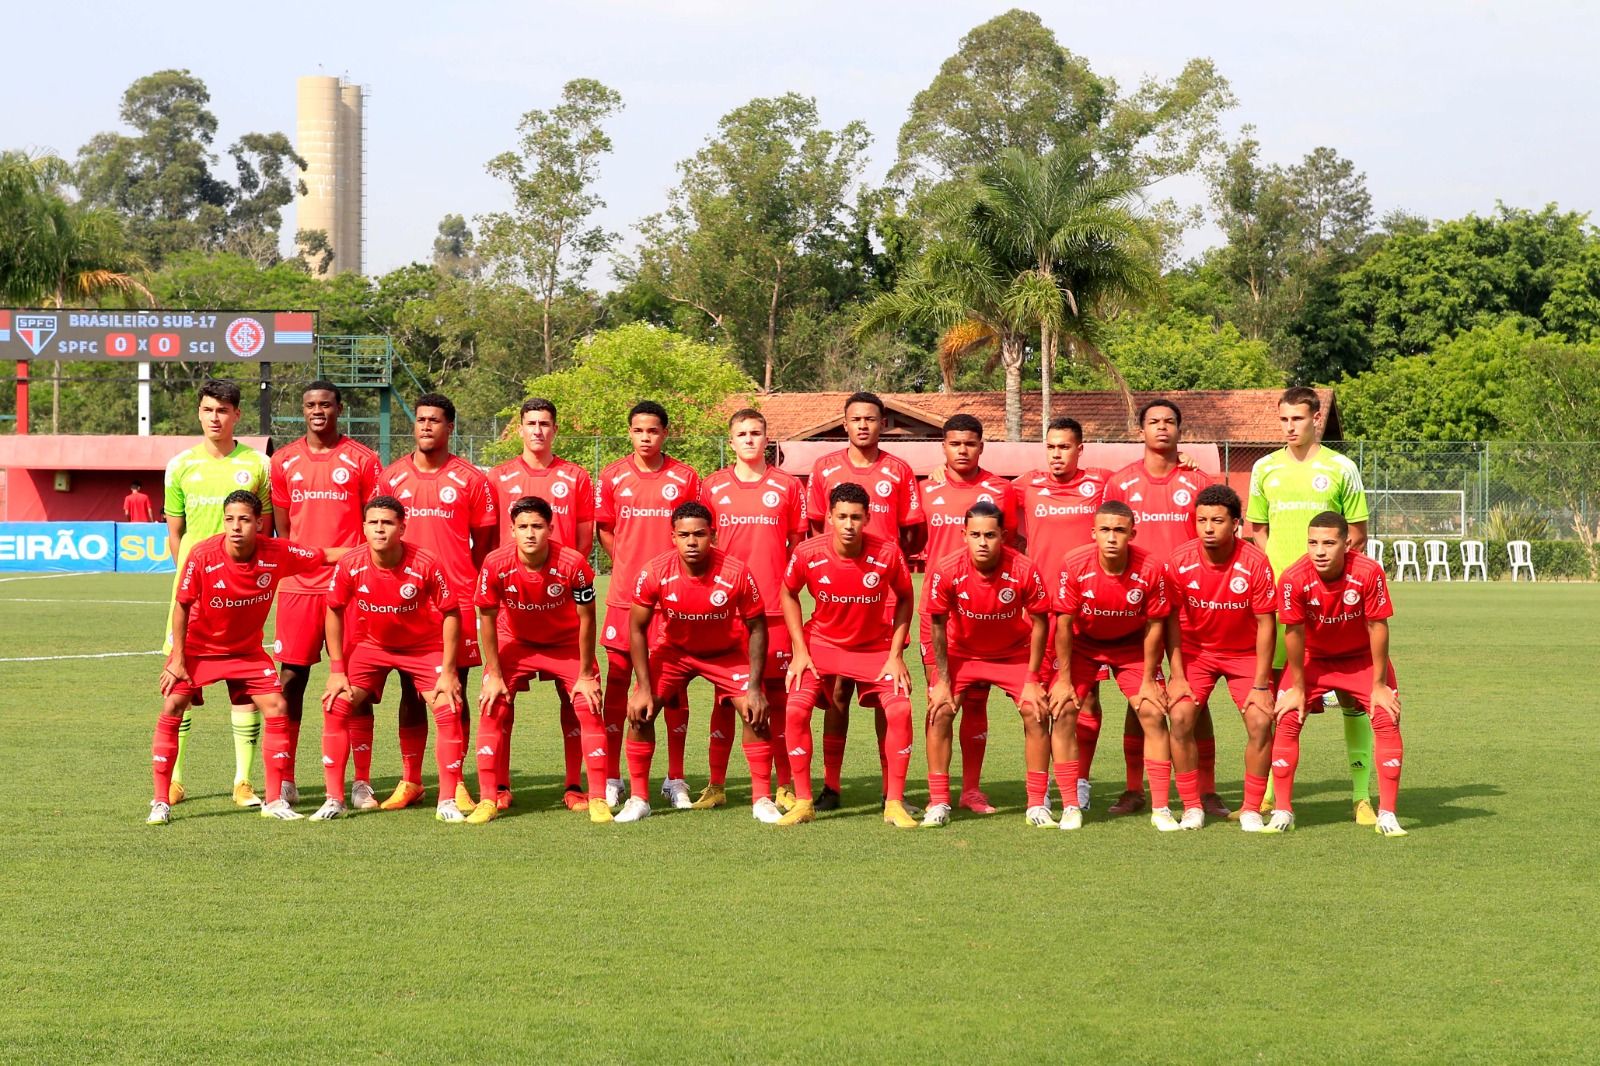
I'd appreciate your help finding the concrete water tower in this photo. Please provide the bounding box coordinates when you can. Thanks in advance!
[295,75,365,275]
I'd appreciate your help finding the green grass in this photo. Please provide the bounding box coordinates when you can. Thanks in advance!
[2,573,1596,1064]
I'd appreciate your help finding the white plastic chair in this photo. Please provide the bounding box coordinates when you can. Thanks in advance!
[1508,540,1536,582]
[1459,540,1487,581]
[1391,539,1420,582]
[1423,539,1452,581]
[1367,538,1385,572]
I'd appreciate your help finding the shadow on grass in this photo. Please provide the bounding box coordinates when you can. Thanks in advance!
[1261,776,1502,830]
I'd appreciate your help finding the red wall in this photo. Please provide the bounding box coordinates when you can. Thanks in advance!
[3,468,167,522]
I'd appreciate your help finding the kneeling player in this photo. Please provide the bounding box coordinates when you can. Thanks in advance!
[1163,485,1277,831]
[1267,512,1406,836]
[922,501,1051,827]
[318,497,466,822]
[779,483,918,827]
[471,495,604,824]
[622,502,770,822]
[147,491,337,824]
[1048,501,1178,832]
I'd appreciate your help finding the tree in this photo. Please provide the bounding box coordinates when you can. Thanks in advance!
[1087,308,1281,391]
[629,93,871,391]
[478,79,623,374]
[892,9,1234,189]
[432,213,481,278]
[75,70,305,266]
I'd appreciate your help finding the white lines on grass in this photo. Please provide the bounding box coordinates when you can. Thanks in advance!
[0,650,161,663]
[0,597,165,605]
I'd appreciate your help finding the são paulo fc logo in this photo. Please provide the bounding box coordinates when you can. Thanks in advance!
[234,470,252,486]
[551,482,570,498]
[863,572,881,589]
[399,582,418,600]
[331,467,351,485]
[1342,588,1361,605]
[439,486,459,504]
[1079,481,1096,497]
[255,573,272,588]
[998,587,1016,604]
[762,490,781,508]
[1126,587,1144,605]
[1172,489,1192,506]
[874,480,892,497]
[710,589,729,607]
[662,483,680,501]
[1229,576,1248,594]
[1312,474,1331,492]
[546,583,565,598]
[225,317,266,358]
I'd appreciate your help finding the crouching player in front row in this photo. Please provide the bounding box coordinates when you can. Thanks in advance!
[149,490,342,824]
[922,501,1052,828]
[623,501,770,823]
[1047,501,1179,832]
[471,495,604,824]
[318,496,466,822]
[1267,511,1407,836]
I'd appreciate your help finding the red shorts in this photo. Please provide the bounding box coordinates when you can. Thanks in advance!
[650,646,752,703]
[1045,616,1109,684]
[1293,654,1399,713]
[347,641,445,703]
[273,590,330,667]
[499,640,585,693]
[168,651,281,705]
[761,619,793,682]
[793,643,910,712]
[456,610,482,669]
[1068,642,1162,703]
[945,657,1040,709]
[601,603,667,657]
[1183,652,1262,711]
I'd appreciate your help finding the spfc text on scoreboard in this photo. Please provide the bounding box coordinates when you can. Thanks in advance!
[0,309,317,363]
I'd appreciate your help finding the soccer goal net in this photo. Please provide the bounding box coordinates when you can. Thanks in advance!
[1368,489,1467,539]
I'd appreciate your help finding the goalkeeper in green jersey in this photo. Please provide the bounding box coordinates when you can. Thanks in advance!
[162,380,273,807]
[1246,386,1376,825]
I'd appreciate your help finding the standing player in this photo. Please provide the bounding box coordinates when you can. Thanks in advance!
[162,379,273,808]
[622,502,770,823]
[917,414,1021,815]
[922,502,1051,828]
[488,397,596,811]
[597,401,703,809]
[1248,385,1376,824]
[805,392,926,811]
[318,496,466,821]
[1267,512,1406,837]
[697,408,808,811]
[146,491,338,824]
[471,495,603,824]
[1162,485,1277,831]
[270,381,382,809]
[779,483,918,828]
[123,480,155,523]
[1047,501,1179,832]
[377,394,496,812]
[1101,399,1220,817]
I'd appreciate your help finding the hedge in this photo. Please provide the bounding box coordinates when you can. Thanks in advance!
[1381,539,1594,581]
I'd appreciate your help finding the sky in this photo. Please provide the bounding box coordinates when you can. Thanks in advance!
[3,0,1594,289]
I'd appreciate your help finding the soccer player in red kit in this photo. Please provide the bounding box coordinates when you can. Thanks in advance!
[318,496,466,822]
[469,495,602,824]
[597,401,703,810]
[922,501,1051,828]
[270,380,382,809]
[123,480,155,523]
[147,491,340,824]
[1100,399,1222,817]
[918,414,1021,815]
[622,502,770,822]
[778,482,918,828]
[378,393,496,812]
[1268,512,1407,836]
[1048,501,1180,832]
[488,397,596,811]
[1162,485,1277,831]
[697,408,808,811]
[805,391,926,812]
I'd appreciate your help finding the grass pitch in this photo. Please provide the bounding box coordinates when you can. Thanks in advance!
[1,574,1596,1064]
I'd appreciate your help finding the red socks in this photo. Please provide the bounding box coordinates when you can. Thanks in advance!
[497,702,517,793]
[882,700,912,802]
[1372,709,1404,812]
[786,703,816,801]
[349,714,374,783]
[151,713,182,802]
[1175,768,1201,812]
[743,739,773,801]
[764,681,791,788]
[1144,758,1172,811]
[626,737,656,798]
[398,722,427,784]
[1198,737,1217,795]
[263,715,292,804]
[822,734,846,792]
[558,691,579,790]
[664,693,689,781]
[475,700,509,799]
[431,706,464,799]
[1124,732,1146,792]
[928,771,952,809]
[958,692,988,794]
[1270,711,1304,811]
[1052,759,1081,808]
[286,716,302,782]
[1242,772,1269,815]
[1075,707,1101,777]
[708,701,736,788]
[603,652,630,779]
[322,701,352,801]
[575,691,609,799]
[1026,770,1049,808]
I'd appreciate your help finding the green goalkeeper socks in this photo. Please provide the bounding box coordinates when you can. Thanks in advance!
[1344,709,1374,803]
[171,708,193,786]
[231,708,261,786]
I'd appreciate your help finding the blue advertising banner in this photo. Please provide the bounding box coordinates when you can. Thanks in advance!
[0,522,118,573]
[115,523,175,573]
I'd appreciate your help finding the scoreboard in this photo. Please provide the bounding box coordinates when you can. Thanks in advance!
[0,309,316,363]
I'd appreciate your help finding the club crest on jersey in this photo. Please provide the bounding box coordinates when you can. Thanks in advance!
[1342,588,1361,605]
[399,582,418,600]
[605,625,617,640]
[709,589,729,607]
[255,573,272,588]
[1312,474,1331,492]
[234,470,252,486]
[998,587,1016,604]
[439,486,459,504]
[978,493,994,505]
[662,484,680,501]
[1126,587,1144,605]
[546,583,565,598]
[762,490,781,508]
[332,467,351,485]
[1229,576,1249,594]
[862,572,881,589]
[1172,489,1192,506]
[1080,481,1097,497]
[552,481,570,498]
[874,480,892,497]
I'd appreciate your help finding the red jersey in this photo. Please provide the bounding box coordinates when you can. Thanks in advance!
[488,454,595,547]
[1054,543,1170,652]
[700,464,808,617]
[271,435,383,594]
[1278,553,1393,661]
[783,534,913,654]
[925,547,1050,661]
[920,468,1022,564]
[380,453,496,612]
[124,491,155,523]
[475,542,596,649]
[596,455,702,609]
[1165,538,1277,658]
[327,543,454,653]
[1013,466,1111,576]
[806,449,924,542]
[175,535,323,656]
[633,547,762,657]
[1103,461,1212,564]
